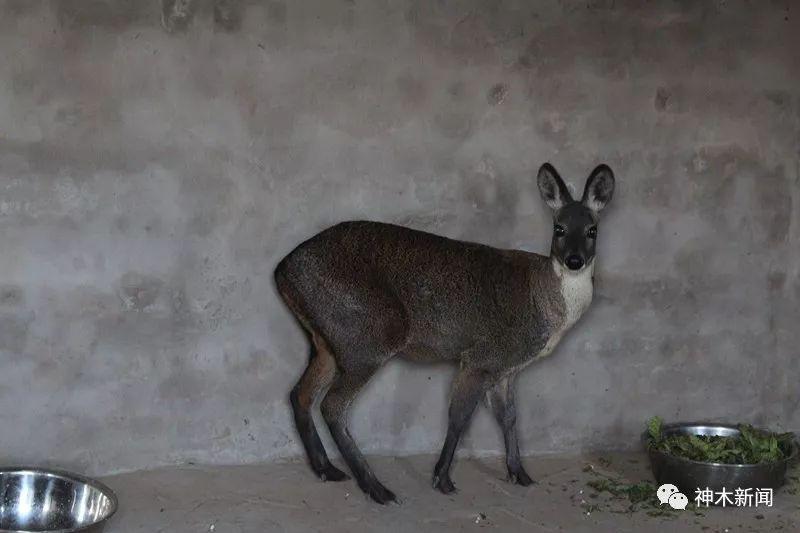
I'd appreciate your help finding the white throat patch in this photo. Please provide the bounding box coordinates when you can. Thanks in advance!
[534,258,594,361]
[554,258,594,329]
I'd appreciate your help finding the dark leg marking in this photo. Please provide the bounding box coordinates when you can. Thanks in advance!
[289,337,350,482]
[321,367,397,504]
[485,375,534,486]
[432,369,489,495]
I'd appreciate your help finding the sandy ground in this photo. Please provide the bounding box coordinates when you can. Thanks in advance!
[101,452,799,532]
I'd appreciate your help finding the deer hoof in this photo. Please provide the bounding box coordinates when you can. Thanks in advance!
[433,474,457,494]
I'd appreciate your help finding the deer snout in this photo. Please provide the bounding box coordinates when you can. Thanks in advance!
[565,255,584,271]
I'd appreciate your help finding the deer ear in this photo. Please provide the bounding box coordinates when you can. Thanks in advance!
[537,163,573,210]
[582,164,615,213]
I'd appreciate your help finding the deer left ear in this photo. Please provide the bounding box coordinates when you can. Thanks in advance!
[582,164,615,213]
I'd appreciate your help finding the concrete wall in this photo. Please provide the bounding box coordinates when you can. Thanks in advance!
[0,0,798,476]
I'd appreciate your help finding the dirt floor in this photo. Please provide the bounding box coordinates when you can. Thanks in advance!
[102,452,799,532]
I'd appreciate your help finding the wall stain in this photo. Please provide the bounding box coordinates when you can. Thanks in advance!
[654,87,670,111]
[768,271,787,293]
[433,112,474,141]
[223,348,274,379]
[0,313,32,353]
[213,0,241,32]
[0,286,23,307]
[157,352,207,402]
[0,140,155,181]
[396,73,427,106]
[266,1,287,24]
[56,0,155,30]
[686,146,791,244]
[119,272,164,311]
[487,83,508,106]
[161,0,196,33]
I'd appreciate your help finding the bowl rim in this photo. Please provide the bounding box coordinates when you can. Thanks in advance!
[0,466,118,533]
[640,421,799,469]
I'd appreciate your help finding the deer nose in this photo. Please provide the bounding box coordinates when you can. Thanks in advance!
[565,255,584,271]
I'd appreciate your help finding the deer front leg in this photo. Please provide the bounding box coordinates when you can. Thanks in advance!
[432,369,489,494]
[485,374,534,486]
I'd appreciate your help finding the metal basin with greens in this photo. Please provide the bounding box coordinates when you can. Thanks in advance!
[642,422,798,498]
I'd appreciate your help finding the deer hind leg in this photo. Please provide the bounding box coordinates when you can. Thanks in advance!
[321,361,396,504]
[289,333,350,482]
[285,268,407,503]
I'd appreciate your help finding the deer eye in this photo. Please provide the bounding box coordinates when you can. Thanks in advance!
[587,226,597,238]
[554,225,566,237]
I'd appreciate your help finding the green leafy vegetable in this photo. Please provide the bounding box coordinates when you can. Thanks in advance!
[583,469,694,518]
[587,478,657,504]
[645,417,794,464]
[647,416,662,442]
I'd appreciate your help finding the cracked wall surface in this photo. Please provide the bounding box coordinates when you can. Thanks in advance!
[0,0,798,475]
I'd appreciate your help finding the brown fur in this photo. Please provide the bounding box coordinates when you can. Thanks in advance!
[275,162,614,505]
[276,221,567,502]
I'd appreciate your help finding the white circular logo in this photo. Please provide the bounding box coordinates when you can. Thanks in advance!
[668,492,688,510]
[657,484,687,510]
[656,483,680,504]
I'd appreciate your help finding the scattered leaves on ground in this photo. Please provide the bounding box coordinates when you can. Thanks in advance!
[580,462,704,519]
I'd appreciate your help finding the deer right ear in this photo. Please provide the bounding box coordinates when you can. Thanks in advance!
[582,164,615,213]
[537,163,572,210]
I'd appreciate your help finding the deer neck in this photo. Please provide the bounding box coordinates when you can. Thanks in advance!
[551,255,594,331]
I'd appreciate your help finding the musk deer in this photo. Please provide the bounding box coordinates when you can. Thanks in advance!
[275,163,615,504]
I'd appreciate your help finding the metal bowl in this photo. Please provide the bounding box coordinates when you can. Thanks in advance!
[642,422,798,497]
[0,468,117,533]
